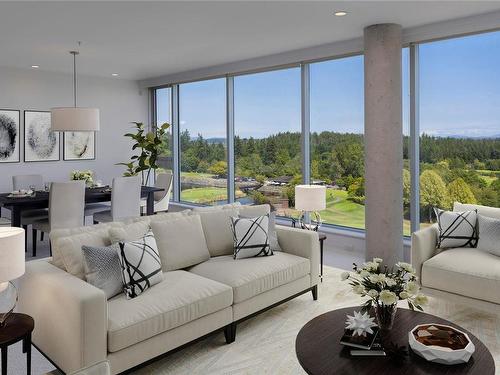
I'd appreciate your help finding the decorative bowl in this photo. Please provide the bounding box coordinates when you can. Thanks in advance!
[408,323,475,365]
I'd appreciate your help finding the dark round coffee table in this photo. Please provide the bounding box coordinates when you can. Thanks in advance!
[296,307,495,375]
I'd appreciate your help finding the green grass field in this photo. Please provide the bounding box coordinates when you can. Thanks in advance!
[181,187,245,205]
[476,169,499,186]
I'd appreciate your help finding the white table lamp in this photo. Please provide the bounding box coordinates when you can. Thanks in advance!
[0,227,25,326]
[295,185,327,230]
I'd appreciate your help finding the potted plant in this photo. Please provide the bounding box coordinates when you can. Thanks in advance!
[341,259,428,331]
[117,122,170,185]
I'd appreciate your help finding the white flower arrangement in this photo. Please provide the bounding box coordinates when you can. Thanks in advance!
[70,170,94,186]
[341,258,428,312]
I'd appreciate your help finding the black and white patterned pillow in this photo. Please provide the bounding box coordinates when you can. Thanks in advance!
[434,208,478,249]
[118,230,163,299]
[231,214,273,259]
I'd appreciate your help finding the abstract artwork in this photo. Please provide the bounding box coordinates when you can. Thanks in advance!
[0,109,20,163]
[64,131,95,160]
[24,111,60,162]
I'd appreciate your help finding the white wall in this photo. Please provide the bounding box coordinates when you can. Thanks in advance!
[0,66,148,192]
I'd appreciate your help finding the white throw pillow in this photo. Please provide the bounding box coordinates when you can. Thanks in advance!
[477,214,500,256]
[151,215,210,271]
[434,208,478,249]
[117,230,163,299]
[231,214,273,259]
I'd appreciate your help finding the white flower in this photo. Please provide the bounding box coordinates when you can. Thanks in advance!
[353,285,365,295]
[369,274,386,284]
[396,262,415,274]
[367,289,379,298]
[413,293,428,306]
[359,270,370,278]
[385,278,397,287]
[399,291,409,299]
[379,290,397,305]
[373,257,383,264]
[363,261,379,272]
[406,281,419,296]
[340,272,350,281]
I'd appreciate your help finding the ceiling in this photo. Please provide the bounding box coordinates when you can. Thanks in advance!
[1,1,500,81]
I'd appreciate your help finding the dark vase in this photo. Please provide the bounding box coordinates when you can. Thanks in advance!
[374,303,398,331]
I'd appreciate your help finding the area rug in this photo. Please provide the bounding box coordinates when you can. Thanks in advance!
[126,266,499,375]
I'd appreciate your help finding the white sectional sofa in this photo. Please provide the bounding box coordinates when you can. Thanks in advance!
[411,202,500,313]
[18,204,319,374]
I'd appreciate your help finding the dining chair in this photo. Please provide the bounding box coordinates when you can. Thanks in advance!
[93,176,141,223]
[31,181,85,257]
[140,171,172,214]
[12,174,49,247]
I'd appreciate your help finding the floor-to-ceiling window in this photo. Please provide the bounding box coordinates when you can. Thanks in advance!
[419,31,500,226]
[155,88,173,195]
[234,67,301,215]
[309,55,365,230]
[179,78,227,205]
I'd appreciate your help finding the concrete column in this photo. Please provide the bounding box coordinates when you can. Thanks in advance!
[364,24,403,267]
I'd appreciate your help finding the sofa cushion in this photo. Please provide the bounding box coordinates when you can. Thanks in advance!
[109,221,150,244]
[192,208,239,257]
[50,222,124,270]
[422,247,500,304]
[151,215,210,271]
[52,228,116,279]
[191,202,241,212]
[107,270,233,352]
[476,214,500,257]
[188,252,310,303]
[454,202,500,220]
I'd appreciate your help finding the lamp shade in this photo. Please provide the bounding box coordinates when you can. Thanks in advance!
[295,185,326,211]
[0,227,25,283]
[51,107,100,131]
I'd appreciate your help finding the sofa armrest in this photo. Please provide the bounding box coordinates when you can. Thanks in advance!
[18,259,107,374]
[276,225,320,286]
[411,224,439,281]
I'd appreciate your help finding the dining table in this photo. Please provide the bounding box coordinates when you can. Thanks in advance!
[0,186,164,228]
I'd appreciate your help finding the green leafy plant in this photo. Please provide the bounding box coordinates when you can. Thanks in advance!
[117,122,170,185]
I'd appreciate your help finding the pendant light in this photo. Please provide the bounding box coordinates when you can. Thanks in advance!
[51,43,100,132]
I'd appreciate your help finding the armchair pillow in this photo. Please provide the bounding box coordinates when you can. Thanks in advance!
[476,214,500,256]
[434,208,478,249]
[117,230,163,299]
[150,214,210,271]
[231,214,273,259]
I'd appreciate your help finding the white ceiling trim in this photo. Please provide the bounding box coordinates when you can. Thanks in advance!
[139,9,500,88]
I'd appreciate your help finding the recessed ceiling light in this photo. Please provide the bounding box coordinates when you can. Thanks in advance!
[31,65,39,68]
[334,11,348,17]
[111,73,119,77]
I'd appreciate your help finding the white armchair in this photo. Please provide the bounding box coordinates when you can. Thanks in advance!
[411,202,500,313]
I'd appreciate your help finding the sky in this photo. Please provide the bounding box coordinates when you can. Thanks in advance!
[157,30,500,140]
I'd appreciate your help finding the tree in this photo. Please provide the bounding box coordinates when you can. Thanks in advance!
[403,169,411,206]
[420,170,449,222]
[208,161,227,177]
[447,178,477,205]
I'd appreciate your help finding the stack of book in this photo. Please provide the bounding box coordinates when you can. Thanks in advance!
[340,327,386,356]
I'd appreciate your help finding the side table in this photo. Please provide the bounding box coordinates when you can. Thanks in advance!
[0,313,34,375]
[290,218,327,282]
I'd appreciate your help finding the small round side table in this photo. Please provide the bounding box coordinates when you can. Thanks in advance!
[0,313,34,375]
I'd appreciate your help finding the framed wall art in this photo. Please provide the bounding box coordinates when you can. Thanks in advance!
[24,110,60,162]
[0,109,20,163]
[63,131,96,160]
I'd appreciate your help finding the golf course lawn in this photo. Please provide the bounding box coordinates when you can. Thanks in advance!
[181,186,245,204]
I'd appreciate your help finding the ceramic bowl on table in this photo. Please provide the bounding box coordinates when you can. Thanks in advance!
[408,323,475,365]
